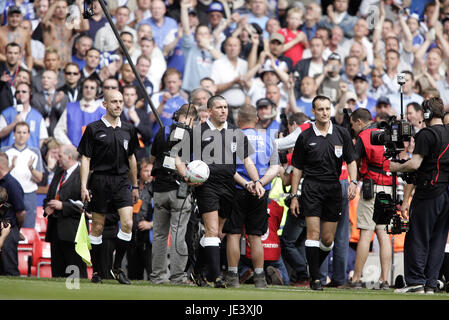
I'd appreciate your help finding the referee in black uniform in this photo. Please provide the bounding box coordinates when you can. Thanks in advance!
[289,95,358,290]
[177,95,264,288]
[78,90,140,285]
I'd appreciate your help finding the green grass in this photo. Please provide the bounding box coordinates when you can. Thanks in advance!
[0,276,448,300]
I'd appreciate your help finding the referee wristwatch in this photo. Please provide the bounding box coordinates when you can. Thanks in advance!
[132,185,139,190]
[350,179,358,186]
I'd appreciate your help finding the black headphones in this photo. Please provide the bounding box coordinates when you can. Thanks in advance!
[422,100,434,121]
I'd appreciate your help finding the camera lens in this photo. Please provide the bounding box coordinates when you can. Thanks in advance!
[370,130,386,145]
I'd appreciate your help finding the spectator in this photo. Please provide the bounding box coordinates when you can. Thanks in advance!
[41,0,88,65]
[190,87,212,108]
[200,77,217,96]
[316,52,345,105]
[302,26,333,61]
[341,55,360,93]
[254,97,281,136]
[150,68,187,139]
[278,7,307,67]
[19,19,45,70]
[32,48,66,94]
[293,37,325,98]
[118,31,138,63]
[53,77,105,147]
[329,25,345,57]
[340,18,373,66]
[80,48,102,83]
[133,55,154,103]
[206,1,228,49]
[353,73,377,116]
[0,152,25,276]
[140,0,177,50]
[265,17,280,37]
[296,76,317,118]
[180,0,222,93]
[39,137,60,186]
[301,3,322,41]
[387,71,424,115]
[368,68,389,101]
[139,36,167,93]
[437,70,449,110]
[30,69,68,136]
[375,96,395,117]
[31,0,49,31]
[121,85,152,160]
[0,82,48,149]
[118,63,135,91]
[0,43,20,111]
[0,6,32,70]
[44,144,87,278]
[72,34,93,71]
[267,33,293,73]
[210,36,248,121]
[95,6,137,53]
[58,62,82,103]
[85,0,108,41]
[245,0,270,39]
[2,121,43,229]
[126,157,153,280]
[319,0,357,39]
[130,0,152,28]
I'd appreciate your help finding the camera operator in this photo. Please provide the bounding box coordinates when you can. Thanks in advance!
[390,97,449,294]
[0,186,11,253]
[289,95,358,290]
[149,103,197,285]
[348,108,393,290]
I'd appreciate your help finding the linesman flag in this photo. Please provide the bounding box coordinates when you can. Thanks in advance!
[75,212,92,266]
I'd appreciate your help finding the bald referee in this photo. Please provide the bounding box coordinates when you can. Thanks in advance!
[289,95,358,290]
[78,90,139,285]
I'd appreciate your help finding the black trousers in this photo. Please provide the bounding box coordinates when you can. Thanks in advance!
[405,190,449,288]
[127,241,152,280]
[50,239,87,278]
[0,226,19,276]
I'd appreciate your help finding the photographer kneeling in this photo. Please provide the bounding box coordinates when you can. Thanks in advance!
[390,98,449,294]
[0,187,11,253]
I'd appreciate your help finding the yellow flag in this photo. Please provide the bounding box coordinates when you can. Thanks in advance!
[75,213,92,266]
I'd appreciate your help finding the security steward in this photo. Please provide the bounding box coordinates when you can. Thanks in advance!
[78,90,140,285]
[177,95,264,288]
[349,108,392,289]
[390,97,449,294]
[149,103,197,285]
[289,95,358,291]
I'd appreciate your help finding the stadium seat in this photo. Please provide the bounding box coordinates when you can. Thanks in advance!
[36,206,45,219]
[18,251,32,276]
[34,216,47,240]
[30,241,51,278]
[18,228,40,251]
[37,264,52,278]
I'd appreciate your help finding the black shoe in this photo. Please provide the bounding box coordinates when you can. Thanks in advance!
[310,279,323,291]
[214,277,227,288]
[190,273,211,287]
[91,272,102,283]
[110,268,131,285]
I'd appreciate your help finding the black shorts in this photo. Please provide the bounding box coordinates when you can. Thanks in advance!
[300,178,342,222]
[88,173,133,214]
[194,178,234,218]
[223,189,269,236]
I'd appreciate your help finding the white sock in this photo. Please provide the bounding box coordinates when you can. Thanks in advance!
[254,268,264,275]
[89,234,102,245]
[445,244,449,253]
[228,267,238,273]
[305,240,320,248]
[319,240,334,252]
[117,229,132,241]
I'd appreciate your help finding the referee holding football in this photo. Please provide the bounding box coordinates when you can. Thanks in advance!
[289,95,358,291]
[78,90,140,285]
[177,95,264,288]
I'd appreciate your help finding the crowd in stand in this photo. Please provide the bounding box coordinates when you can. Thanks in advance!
[1,0,449,289]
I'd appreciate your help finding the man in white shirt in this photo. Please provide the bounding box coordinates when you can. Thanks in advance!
[53,78,105,147]
[1,121,43,229]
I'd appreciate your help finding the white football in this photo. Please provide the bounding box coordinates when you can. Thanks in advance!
[186,160,210,183]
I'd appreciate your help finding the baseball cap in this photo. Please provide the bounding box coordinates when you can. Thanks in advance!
[407,13,420,22]
[188,8,197,15]
[377,96,391,106]
[207,1,225,14]
[269,33,285,44]
[256,98,275,109]
[7,5,22,16]
[327,52,341,62]
[345,91,357,102]
[353,72,368,82]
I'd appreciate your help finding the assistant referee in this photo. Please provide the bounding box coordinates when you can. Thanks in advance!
[289,95,358,291]
[78,90,140,285]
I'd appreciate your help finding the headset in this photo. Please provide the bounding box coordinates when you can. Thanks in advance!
[422,99,433,121]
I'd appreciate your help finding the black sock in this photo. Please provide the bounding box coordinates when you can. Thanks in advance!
[114,238,130,270]
[90,243,102,275]
[442,253,449,282]
[203,245,221,282]
[194,244,206,276]
[305,246,320,281]
[319,249,331,268]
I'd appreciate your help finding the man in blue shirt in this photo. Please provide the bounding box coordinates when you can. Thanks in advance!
[255,98,281,141]
[140,0,177,50]
[354,73,377,116]
[387,71,423,116]
[224,104,279,288]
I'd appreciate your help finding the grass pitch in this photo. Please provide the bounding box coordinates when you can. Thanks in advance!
[1,276,448,300]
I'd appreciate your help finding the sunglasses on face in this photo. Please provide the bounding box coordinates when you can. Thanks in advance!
[65,71,79,75]
[103,86,118,90]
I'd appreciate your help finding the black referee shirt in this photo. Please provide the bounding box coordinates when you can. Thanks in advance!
[193,120,253,182]
[77,117,139,176]
[292,122,356,182]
